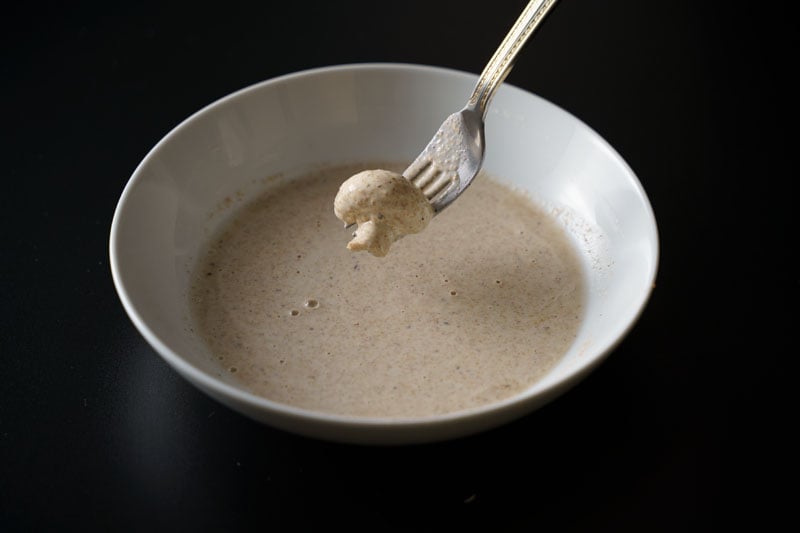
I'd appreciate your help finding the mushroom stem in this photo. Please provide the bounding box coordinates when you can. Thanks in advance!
[347,220,393,257]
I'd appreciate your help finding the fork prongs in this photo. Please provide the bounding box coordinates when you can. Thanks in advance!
[405,159,455,203]
[405,160,438,190]
[422,172,454,201]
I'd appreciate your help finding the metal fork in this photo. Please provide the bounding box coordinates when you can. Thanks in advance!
[404,0,560,213]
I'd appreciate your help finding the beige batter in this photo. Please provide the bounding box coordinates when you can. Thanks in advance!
[189,163,585,418]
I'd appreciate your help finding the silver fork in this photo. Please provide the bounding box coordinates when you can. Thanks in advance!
[405,0,560,213]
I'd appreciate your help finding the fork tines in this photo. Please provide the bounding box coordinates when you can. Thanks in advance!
[405,160,455,202]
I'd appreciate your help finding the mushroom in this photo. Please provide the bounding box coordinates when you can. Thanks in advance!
[334,169,434,257]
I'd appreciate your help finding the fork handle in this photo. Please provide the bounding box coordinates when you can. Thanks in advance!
[468,0,559,117]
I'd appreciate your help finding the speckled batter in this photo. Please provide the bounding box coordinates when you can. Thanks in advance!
[189,163,585,418]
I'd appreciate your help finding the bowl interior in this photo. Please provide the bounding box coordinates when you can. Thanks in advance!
[110,64,658,443]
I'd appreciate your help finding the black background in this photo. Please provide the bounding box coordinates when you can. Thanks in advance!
[2,1,794,531]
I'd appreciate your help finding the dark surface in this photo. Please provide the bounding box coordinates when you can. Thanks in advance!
[2,1,793,530]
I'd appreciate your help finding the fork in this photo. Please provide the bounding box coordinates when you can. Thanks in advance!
[404,0,560,213]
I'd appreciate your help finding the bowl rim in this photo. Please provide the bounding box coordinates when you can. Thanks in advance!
[109,62,659,435]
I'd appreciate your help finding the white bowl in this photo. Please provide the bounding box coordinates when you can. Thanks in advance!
[110,63,658,444]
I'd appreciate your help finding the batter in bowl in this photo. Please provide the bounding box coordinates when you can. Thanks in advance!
[189,163,585,418]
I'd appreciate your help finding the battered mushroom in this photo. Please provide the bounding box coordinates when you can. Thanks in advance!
[334,169,434,257]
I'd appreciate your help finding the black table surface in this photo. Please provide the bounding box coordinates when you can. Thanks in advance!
[2,1,793,530]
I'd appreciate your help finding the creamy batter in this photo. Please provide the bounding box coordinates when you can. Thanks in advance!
[189,163,585,418]
[334,169,433,257]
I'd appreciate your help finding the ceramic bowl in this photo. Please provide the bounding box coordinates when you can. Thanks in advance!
[110,64,658,444]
